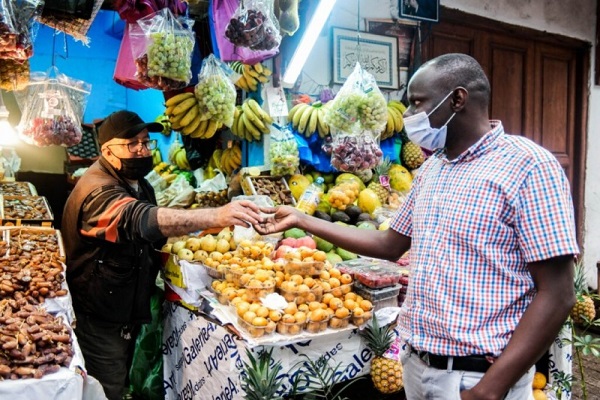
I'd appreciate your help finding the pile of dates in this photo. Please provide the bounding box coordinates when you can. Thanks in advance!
[0,297,73,380]
[250,177,294,206]
[3,197,51,220]
[21,116,82,147]
[329,135,383,173]
[225,9,279,51]
[195,189,229,208]
[0,182,35,196]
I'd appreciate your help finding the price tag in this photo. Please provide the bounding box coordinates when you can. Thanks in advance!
[265,86,288,118]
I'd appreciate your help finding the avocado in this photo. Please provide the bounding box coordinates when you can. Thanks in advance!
[344,205,362,223]
[331,211,351,224]
[336,247,358,261]
[314,210,332,222]
[326,251,343,265]
[314,236,335,252]
[334,221,349,227]
[357,213,373,223]
[284,228,306,239]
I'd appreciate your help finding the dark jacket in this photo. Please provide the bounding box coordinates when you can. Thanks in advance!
[62,157,164,324]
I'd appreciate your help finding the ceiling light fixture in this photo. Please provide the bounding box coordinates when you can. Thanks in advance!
[281,0,338,88]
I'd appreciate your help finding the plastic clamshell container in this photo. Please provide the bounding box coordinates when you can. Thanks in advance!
[278,284,323,304]
[329,315,351,329]
[276,319,305,336]
[305,314,331,334]
[337,258,403,289]
[284,260,325,276]
[224,267,246,286]
[238,317,270,338]
[322,283,352,298]
[353,282,401,310]
[200,262,225,279]
[351,309,373,327]
[244,281,276,302]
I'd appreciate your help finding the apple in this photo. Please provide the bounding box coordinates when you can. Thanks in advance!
[296,236,316,249]
[279,237,298,248]
[274,245,293,260]
[194,250,209,261]
[161,243,173,253]
[185,237,201,252]
[177,248,194,262]
[171,240,187,255]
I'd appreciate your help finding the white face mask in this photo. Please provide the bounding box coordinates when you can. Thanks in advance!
[404,90,456,151]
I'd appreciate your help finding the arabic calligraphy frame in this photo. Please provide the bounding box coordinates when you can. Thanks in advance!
[332,27,399,89]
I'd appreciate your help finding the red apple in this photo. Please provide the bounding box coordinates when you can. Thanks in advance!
[280,237,299,248]
[296,236,316,249]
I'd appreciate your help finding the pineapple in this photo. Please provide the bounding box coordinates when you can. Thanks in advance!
[241,348,284,400]
[368,157,392,204]
[401,141,425,170]
[360,314,403,394]
[570,262,596,324]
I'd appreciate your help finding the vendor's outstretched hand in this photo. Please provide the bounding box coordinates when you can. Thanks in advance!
[254,206,300,234]
[216,200,263,228]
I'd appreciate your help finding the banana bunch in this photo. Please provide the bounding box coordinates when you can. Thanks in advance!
[205,148,223,179]
[382,100,407,140]
[154,114,172,135]
[287,101,330,138]
[168,139,191,170]
[153,162,169,174]
[151,148,162,166]
[220,144,242,176]
[164,92,224,139]
[231,99,273,141]
[229,61,272,92]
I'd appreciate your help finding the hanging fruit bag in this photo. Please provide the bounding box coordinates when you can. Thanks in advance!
[130,8,195,91]
[17,68,88,147]
[224,0,281,52]
[0,0,43,60]
[194,54,237,128]
[269,124,299,176]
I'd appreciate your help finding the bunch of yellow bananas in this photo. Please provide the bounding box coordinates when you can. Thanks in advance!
[382,100,407,140]
[231,99,273,141]
[230,62,272,92]
[220,144,242,175]
[205,148,223,179]
[172,147,191,170]
[287,101,330,138]
[164,92,223,139]
[151,148,162,166]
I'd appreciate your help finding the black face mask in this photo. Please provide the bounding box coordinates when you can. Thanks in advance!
[116,156,153,180]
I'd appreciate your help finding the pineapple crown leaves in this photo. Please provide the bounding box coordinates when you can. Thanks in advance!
[359,313,395,357]
[241,348,285,400]
[572,261,600,301]
[373,156,392,177]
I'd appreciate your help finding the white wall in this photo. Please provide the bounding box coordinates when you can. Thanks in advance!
[299,0,599,287]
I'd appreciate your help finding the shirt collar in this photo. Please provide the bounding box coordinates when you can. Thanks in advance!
[435,120,504,163]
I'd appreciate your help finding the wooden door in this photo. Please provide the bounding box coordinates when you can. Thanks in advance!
[420,8,589,237]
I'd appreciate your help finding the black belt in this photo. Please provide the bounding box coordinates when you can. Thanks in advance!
[410,346,493,373]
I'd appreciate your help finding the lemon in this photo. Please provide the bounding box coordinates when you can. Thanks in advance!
[532,389,548,400]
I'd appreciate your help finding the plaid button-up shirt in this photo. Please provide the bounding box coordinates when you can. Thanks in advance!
[391,121,579,356]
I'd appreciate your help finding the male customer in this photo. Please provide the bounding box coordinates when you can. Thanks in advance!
[62,110,263,400]
[255,53,578,399]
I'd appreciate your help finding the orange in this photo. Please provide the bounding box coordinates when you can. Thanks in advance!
[256,306,270,318]
[340,273,353,284]
[532,372,547,390]
[313,251,327,262]
[269,310,282,322]
[359,299,373,311]
[243,311,257,323]
[532,389,548,400]
[335,307,350,319]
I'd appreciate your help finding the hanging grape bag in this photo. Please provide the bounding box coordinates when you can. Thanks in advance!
[325,63,386,172]
[224,0,281,51]
[269,124,299,176]
[0,0,43,60]
[17,68,84,147]
[193,54,237,127]
[130,8,195,91]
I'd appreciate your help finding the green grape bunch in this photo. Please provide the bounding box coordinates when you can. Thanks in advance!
[324,92,362,133]
[359,90,388,133]
[147,32,194,83]
[269,139,299,176]
[194,75,237,127]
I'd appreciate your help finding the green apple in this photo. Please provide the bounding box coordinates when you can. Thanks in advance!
[171,240,187,255]
[185,237,201,252]
[161,243,173,253]
[177,248,195,262]
[194,250,208,261]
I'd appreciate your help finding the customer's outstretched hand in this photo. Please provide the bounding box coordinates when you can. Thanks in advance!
[254,206,300,234]
[215,200,263,228]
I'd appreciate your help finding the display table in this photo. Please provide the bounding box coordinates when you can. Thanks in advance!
[162,301,381,400]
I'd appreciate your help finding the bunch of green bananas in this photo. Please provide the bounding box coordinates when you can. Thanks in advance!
[231,99,273,142]
[287,101,330,138]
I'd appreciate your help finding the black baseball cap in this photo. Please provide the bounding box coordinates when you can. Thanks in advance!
[97,110,163,146]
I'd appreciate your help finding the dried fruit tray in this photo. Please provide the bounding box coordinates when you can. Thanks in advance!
[0,195,54,227]
[0,181,37,196]
[0,226,65,261]
[242,175,296,206]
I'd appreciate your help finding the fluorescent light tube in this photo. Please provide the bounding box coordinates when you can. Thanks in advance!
[282,0,337,88]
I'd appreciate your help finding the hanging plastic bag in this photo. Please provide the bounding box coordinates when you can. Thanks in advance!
[0,0,43,60]
[224,0,281,51]
[0,58,29,90]
[329,132,383,173]
[130,8,195,91]
[194,54,237,127]
[269,124,299,176]
[210,0,279,63]
[16,68,87,147]
[116,0,187,24]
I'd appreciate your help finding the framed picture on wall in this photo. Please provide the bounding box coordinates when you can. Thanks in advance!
[332,27,399,89]
[400,0,439,23]
[366,18,418,70]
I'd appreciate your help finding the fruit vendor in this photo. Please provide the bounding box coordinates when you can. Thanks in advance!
[255,53,578,400]
[61,110,263,400]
